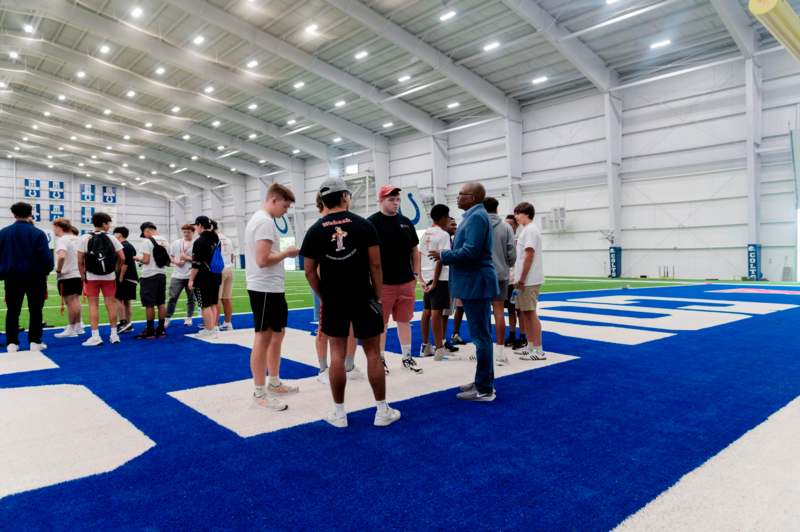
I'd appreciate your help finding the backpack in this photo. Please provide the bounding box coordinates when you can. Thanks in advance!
[148,237,171,268]
[209,243,225,274]
[85,233,117,275]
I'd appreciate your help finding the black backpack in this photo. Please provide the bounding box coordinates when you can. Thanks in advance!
[85,233,117,275]
[149,237,172,268]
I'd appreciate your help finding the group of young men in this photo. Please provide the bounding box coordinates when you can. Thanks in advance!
[0,202,237,351]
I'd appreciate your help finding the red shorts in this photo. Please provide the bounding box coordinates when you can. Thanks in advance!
[381,280,416,324]
[84,280,117,298]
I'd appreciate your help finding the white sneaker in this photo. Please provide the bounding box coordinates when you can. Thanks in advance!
[183,317,192,327]
[316,368,330,385]
[325,410,348,428]
[197,328,217,339]
[74,326,86,335]
[82,336,103,347]
[213,326,220,333]
[109,333,121,344]
[55,327,78,338]
[346,366,366,381]
[374,406,401,427]
[6,343,19,353]
[268,381,300,395]
[419,344,433,357]
[496,354,510,366]
[518,348,546,361]
[30,342,47,352]
[219,322,234,331]
[252,394,288,411]
[433,347,449,361]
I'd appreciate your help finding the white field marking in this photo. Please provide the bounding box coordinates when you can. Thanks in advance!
[616,394,800,531]
[0,351,59,375]
[0,384,155,499]
[169,327,578,438]
[538,301,749,331]
[566,295,797,315]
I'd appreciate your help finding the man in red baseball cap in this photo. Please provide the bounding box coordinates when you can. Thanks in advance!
[368,184,424,374]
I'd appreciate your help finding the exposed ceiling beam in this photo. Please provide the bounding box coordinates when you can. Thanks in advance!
[162,0,445,136]
[324,0,522,121]
[502,0,619,92]
[0,34,331,164]
[2,0,387,152]
[709,0,756,58]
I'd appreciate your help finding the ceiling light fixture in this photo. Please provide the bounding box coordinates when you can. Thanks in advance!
[47,155,53,159]
[69,136,76,141]
[292,149,300,154]
[169,163,176,168]
[91,155,97,159]
[151,170,157,175]
[217,145,225,150]
[144,122,153,128]
[48,165,54,169]
[335,100,346,108]
[155,66,166,76]
[333,137,342,143]
[398,75,411,83]
[57,94,66,101]
[483,41,500,52]
[76,70,86,79]
[23,24,34,34]
[650,39,671,49]
[382,122,394,128]
[191,155,198,160]
[122,163,128,168]
[126,90,136,98]
[246,59,258,69]
[108,170,113,174]
[447,102,460,109]
[139,155,146,160]
[293,81,305,89]
[9,51,19,60]
[248,133,257,139]
[22,136,28,141]
[13,147,20,151]
[123,135,131,140]
[106,145,112,150]
[131,6,143,18]
[103,109,112,115]
[439,10,456,22]
[306,23,319,34]
[212,120,221,127]
[258,159,266,164]
[84,123,92,129]
[43,111,51,117]
[248,103,258,110]
[78,163,84,167]
[182,134,191,140]
[171,106,181,113]
[532,75,549,85]
[354,50,369,60]
[32,125,39,130]
[58,146,64,151]
[192,35,205,46]
[99,44,111,55]
[204,86,214,94]
[287,119,297,125]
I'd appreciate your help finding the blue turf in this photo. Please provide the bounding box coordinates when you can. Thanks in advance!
[2,284,800,530]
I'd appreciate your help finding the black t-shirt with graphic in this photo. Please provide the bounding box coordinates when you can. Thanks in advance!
[301,211,379,301]
[367,211,419,285]
[121,240,138,281]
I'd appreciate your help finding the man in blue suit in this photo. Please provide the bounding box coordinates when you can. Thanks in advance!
[428,182,499,401]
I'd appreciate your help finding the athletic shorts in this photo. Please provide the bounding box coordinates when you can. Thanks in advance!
[517,284,542,312]
[219,268,233,300]
[193,272,221,308]
[85,279,116,298]
[493,279,509,302]
[57,277,82,297]
[321,295,384,339]
[423,280,450,311]
[140,274,167,307]
[248,291,288,333]
[116,279,137,302]
[381,280,416,323]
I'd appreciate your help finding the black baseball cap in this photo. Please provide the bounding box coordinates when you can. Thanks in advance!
[194,215,212,229]
[139,221,157,238]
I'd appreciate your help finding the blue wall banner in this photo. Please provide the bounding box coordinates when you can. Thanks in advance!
[32,203,41,222]
[49,180,65,200]
[609,246,622,278]
[81,206,95,225]
[80,183,96,202]
[24,178,41,198]
[747,244,762,280]
[102,185,117,204]
[49,204,65,221]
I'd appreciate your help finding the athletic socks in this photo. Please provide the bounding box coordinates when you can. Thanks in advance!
[268,376,281,387]
[344,356,355,372]
[334,402,346,416]
[254,385,266,398]
[401,344,411,358]
[375,400,388,413]
[91,329,100,339]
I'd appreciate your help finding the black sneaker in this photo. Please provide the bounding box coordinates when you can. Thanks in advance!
[135,328,156,340]
[444,341,460,353]
[155,327,167,338]
[450,334,467,345]
[504,334,516,347]
[512,337,527,351]
[118,321,133,334]
[402,356,423,374]
[381,356,390,375]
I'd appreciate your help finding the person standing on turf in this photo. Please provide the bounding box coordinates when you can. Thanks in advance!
[429,182,498,401]
[245,183,301,410]
[53,219,83,338]
[512,202,545,360]
[166,224,196,328]
[419,204,452,361]
[484,197,516,366]
[78,212,125,347]
[189,216,223,337]
[368,185,423,375]
[0,202,53,352]
[504,214,525,349]
[113,227,138,335]
[302,176,401,428]
[213,220,236,331]
[135,222,170,339]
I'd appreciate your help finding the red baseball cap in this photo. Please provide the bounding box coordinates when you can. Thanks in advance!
[378,184,401,200]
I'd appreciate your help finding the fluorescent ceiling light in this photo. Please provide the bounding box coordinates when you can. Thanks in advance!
[99,44,111,55]
[171,106,181,113]
[126,90,136,98]
[43,111,51,117]
[103,109,111,115]
[335,100,346,108]
[440,10,456,22]
[107,170,113,174]
[123,135,131,140]
[155,66,166,75]
[122,163,128,168]
[191,155,198,160]
[32,125,39,129]
[293,81,305,89]
[182,134,191,140]
[47,155,53,159]
[9,51,18,60]
[606,0,620,4]
[76,70,86,79]
[398,75,411,83]
[139,155,146,159]
[650,39,671,49]
[78,162,84,167]
[306,23,319,34]
[354,50,369,60]
[532,75,549,85]
[192,35,205,46]
[151,170,157,175]
[447,102,460,109]
[13,147,20,151]
[248,133,257,139]
[382,122,394,128]
[58,94,66,101]
[84,123,92,129]
[204,86,215,94]
[246,59,258,69]
[333,137,342,143]
[106,145,112,150]
[58,146,64,151]
[91,155,97,159]
[211,120,221,127]
[230,168,236,172]
[483,41,500,52]
[131,7,143,18]
[248,103,258,110]
[144,122,153,128]
[23,24,34,34]
[48,165,54,169]
[259,159,266,164]
[69,136,76,141]
[292,149,300,154]
[217,145,225,150]
[287,119,297,125]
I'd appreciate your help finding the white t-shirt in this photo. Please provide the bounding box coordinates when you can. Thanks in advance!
[79,231,124,281]
[139,235,170,278]
[512,223,544,286]
[55,234,81,280]
[170,238,194,280]
[420,225,450,283]
[218,232,234,269]
[245,209,284,293]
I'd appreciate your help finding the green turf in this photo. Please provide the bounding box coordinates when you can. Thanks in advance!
[0,270,797,328]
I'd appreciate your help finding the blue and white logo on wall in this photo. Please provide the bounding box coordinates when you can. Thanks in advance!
[49,204,65,221]
[32,203,41,222]
[80,183,96,202]
[747,244,762,281]
[81,206,95,225]
[49,180,65,200]
[102,185,117,204]
[24,179,41,198]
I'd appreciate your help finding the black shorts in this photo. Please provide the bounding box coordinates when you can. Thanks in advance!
[321,295,384,339]
[140,274,166,307]
[423,280,450,311]
[57,277,83,297]
[116,279,137,301]
[248,291,288,333]
[194,272,221,308]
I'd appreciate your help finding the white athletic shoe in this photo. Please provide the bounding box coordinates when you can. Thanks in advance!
[109,333,121,344]
[74,326,86,335]
[82,336,103,347]
[374,406,401,427]
[30,342,47,352]
[496,354,510,366]
[219,322,234,331]
[419,344,433,357]
[519,348,546,361]
[316,368,330,385]
[346,366,366,381]
[212,326,220,333]
[6,343,19,353]
[55,326,78,338]
[196,328,217,339]
[183,317,193,327]
[433,347,449,361]
[252,394,288,411]
[324,410,348,428]
[268,381,300,395]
